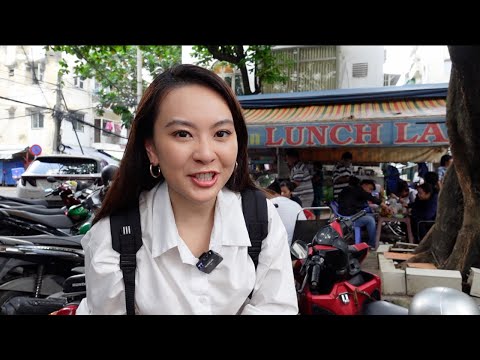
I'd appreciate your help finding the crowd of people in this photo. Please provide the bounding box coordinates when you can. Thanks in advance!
[278,149,448,248]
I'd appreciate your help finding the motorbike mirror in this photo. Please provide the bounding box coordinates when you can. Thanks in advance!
[46,176,57,183]
[290,240,308,260]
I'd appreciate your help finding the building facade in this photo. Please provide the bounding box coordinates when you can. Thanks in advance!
[0,46,127,184]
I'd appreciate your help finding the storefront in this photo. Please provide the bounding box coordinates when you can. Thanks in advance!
[240,83,448,164]
[239,83,449,197]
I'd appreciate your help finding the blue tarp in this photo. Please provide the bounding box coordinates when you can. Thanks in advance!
[238,83,449,109]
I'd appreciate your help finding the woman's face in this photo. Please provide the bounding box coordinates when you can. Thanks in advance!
[145,84,238,207]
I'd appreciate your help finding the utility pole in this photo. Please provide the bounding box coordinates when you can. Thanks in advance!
[52,70,64,153]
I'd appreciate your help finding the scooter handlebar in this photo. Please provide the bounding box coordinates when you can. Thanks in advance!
[310,263,321,288]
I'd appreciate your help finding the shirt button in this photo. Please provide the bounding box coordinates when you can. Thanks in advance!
[199,296,208,304]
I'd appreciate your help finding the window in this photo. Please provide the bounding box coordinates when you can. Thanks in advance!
[33,63,44,83]
[102,119,114,137]
[71,113,85,132]
[26,157,99,175]
[31,112,44,129]
[263,46,337,93]
[27,62,45,84]
[74,76,85,89]
[384,74,400,86]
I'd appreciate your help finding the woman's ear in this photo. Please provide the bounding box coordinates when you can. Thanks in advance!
[144,139,158,164]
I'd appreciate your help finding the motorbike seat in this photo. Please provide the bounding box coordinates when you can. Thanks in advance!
[0,204,65,215]
[0,234,83,247]
[0,195,49,207]
[2,209,75,230]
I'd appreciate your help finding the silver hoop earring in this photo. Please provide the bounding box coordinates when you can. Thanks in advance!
[235,161,238,171]
[149,164,161,179]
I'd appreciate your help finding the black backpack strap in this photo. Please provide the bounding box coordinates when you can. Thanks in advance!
[241,188,268,299]
[110,205,143,315]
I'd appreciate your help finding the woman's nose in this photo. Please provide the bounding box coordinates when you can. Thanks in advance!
[193,138,216,163]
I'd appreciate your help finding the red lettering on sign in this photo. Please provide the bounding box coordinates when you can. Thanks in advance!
[285,126,304,146]
[265,127,283,146]
[417,123,449,144]
[395,123,418,144]
[354,123,382,144]
[305,125,328,145]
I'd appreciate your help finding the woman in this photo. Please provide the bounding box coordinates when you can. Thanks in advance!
[76,64,298,315]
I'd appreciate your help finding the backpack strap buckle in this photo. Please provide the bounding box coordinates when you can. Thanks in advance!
[120,253,137,271]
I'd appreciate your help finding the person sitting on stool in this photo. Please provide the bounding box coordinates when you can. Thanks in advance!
[338,178,391,249]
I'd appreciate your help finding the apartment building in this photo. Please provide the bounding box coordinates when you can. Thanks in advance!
[0,46,127,184]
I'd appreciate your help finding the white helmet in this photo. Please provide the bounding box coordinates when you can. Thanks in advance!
[409,287,480,315]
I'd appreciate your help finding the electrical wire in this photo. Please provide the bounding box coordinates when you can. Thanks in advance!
[21,46,51,109]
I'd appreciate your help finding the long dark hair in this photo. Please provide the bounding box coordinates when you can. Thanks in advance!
[94,64,256,224]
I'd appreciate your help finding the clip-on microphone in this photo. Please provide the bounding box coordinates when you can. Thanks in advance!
[196,250,223,274]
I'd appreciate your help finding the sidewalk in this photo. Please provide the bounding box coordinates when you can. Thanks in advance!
[363,248,480,309]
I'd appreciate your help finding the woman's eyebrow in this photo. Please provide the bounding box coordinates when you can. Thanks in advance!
[164,119,196,129]
[210,119,234,129]
[164,119,234,129]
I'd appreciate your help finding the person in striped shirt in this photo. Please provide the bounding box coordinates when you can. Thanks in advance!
[332,151,354,200]
[285,149,314,207]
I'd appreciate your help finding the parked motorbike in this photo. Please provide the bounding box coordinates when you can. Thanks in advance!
[0,181,102,237]
[291,210,383,315]
[291,209,480,316]
[0,243,84,309]
[0,268,85,315]
[0,165,118,313]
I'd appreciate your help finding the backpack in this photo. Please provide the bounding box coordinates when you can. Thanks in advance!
[110,187,268,315]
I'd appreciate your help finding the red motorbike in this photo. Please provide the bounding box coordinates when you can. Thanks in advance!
[291,210,382,315]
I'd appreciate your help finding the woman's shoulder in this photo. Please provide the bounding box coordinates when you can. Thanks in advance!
[81,216,112,252]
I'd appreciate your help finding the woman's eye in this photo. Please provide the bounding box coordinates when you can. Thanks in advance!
[174,130,191,138]
[215,130,231,138]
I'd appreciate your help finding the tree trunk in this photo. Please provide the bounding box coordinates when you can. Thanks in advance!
[407,46,480,279]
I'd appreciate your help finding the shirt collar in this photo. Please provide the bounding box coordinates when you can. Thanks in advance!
[146,183,252,259]
[147,182,181,258]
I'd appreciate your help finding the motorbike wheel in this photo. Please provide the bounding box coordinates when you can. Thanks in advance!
[0,290,25,309]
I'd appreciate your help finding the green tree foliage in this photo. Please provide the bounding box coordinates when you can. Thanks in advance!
[47,46,181,127]
[191,45,288,95]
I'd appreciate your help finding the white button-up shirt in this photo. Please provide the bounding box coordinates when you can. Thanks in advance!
[76,182,298,315]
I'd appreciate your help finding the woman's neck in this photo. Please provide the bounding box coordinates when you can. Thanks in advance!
[167,188,217,257]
